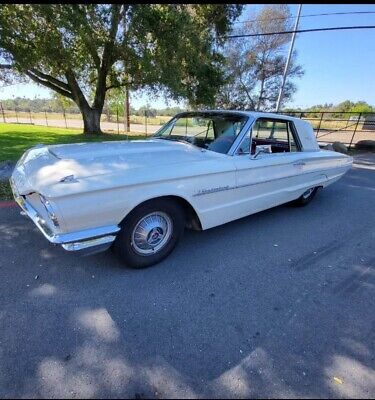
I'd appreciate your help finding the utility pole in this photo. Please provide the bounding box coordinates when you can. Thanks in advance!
[275,4,302,113]
[124,85,130,133]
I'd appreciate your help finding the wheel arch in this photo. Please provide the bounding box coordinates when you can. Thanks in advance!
[119,195,202,231]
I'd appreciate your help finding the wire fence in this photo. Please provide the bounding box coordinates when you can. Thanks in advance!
[278,111,375,149]
[0,104,171,136]
[0,104,374,148]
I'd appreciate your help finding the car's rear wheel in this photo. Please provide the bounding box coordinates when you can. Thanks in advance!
[291,187,319,207]
[113,199,185,268]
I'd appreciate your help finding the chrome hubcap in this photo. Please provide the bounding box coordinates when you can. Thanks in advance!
[131,212,172,256]
[302,188,314,199]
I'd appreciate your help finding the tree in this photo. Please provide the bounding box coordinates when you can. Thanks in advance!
[0,4,242,134]
[53,93,77,113]
[215,5,304,111]
[349,101,373,114]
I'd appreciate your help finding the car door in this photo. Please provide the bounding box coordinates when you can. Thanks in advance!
[232,117,308,218]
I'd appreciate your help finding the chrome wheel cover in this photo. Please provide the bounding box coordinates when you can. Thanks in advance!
[302,188,314,199]
[131,211,173,256]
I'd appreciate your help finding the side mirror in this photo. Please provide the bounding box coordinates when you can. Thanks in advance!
[252,144,272,159]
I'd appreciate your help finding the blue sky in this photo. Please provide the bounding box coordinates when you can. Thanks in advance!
[0,4,374,109]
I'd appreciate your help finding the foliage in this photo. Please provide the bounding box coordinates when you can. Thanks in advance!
[0,97,78,113]
[0,4,243,133]
[215,5,304,111]
[303,100,374,117]
[53,93,77,112]
[0,180,13,201]
[349,102,374,114]
[0,96,187,116]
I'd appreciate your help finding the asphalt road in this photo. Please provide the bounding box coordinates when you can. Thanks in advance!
[0,153,374,399]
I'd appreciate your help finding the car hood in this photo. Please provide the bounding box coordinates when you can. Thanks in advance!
[12,139,229,197]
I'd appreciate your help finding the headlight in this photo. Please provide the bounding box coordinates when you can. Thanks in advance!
[39,195,59,227]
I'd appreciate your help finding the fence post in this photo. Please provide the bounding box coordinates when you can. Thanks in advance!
[316,112,324,138]
[345,113,349,129]
[45,111,48,126]
[0,103,5,123]
[29,109,32,124]
[348,113,362,150]
[15,108,19,123]
[145,110,148,137]
[62,108,67,128]
[116,106,119,134]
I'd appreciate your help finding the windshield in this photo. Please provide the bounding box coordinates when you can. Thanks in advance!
[153,112,248,154]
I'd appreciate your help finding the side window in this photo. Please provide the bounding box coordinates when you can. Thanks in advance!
[237,128,251,154]
[250,118,300,155]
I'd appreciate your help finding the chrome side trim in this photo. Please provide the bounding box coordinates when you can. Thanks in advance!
[193,169,331,197]
[62,235,116,251]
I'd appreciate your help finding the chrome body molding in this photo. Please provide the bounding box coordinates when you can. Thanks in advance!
[62,235,117,255]
[193,168,332,197]
[195,185,230,196]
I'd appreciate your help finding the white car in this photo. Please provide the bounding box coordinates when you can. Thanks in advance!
[10,111,353,268]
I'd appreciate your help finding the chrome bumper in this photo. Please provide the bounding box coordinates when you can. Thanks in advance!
[10,179,120,255]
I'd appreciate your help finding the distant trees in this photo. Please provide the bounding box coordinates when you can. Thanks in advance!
[301,100,374,116]
[215,5,304,111]
[0,96,187,116]
[348,102,373,114]
[1,97,78,113]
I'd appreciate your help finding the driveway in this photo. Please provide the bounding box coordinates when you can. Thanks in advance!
[0,153,374,399]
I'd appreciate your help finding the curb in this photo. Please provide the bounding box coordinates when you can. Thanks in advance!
[0,201,17,208]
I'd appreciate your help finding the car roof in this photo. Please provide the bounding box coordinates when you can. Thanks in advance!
[177,109,302,122]
[175,109,320,152]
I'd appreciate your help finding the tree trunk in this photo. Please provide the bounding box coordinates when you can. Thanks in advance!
[82,107,103,134]
[256,77,265,111]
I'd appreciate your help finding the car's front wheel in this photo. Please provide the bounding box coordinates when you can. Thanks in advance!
[113,199,185,268]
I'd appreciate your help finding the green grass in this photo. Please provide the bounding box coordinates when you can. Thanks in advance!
[0,181,12,200]
[0,123,145,162]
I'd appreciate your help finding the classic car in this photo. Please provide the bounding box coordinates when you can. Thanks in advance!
[10,111,353,268]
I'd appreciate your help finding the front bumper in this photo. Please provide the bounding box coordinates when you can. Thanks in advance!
[10,179,120,255]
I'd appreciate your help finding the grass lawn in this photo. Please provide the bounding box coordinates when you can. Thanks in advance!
[0,123,145,162]
[0,123,146,200]
[0,181,13,200]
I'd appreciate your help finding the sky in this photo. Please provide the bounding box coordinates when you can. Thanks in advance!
[0,4,374,110]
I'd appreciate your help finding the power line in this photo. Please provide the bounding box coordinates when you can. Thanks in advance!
[227,25,375,39]
[233,10,375,25]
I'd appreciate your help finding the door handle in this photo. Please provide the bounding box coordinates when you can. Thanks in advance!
[293,161,306,166]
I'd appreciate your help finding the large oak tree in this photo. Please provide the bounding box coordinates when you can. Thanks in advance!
[0,4,242,134]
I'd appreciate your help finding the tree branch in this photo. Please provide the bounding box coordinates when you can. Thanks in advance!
[0,64,13,69]
[106,78,146,91]
[26,70,74,99]
[239,76,254,108]
[29,69,70,91]
[71,4,101,70]
[93,4,122,109]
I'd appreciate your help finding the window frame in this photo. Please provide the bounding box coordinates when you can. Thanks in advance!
[235,117,303,156]
[153,111,252,155]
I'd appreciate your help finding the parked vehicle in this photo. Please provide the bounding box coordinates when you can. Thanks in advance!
[10,111,353,268]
